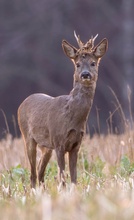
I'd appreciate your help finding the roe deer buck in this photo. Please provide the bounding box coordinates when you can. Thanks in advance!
[18,32,108,188]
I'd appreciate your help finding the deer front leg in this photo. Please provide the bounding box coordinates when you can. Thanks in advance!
[69,147,79,184]
[55,148,66,189]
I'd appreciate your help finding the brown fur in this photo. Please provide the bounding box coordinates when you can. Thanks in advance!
[18,34,108,188]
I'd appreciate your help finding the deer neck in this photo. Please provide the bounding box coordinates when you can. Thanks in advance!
[69,81,96,120]
[70,81,96,101]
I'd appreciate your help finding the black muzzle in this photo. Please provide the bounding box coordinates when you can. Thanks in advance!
[81,71,92,80]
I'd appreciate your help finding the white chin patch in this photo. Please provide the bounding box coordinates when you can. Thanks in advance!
[81,77,91,82]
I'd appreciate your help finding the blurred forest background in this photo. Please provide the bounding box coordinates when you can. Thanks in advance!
[0,0,134,138]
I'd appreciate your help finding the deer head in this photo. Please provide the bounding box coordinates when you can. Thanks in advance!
[62,32,108,87]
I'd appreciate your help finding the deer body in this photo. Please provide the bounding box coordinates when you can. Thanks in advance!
[18,33,108,188]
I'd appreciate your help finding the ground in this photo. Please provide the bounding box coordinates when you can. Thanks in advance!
[0,131,134,220]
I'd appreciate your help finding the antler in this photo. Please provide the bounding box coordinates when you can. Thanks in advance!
[74,31,98,52]
[74,31,84,49]
[93,34,98,42]
[84,34,98,51]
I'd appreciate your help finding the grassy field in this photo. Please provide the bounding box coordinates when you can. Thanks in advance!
[0,131,134,220]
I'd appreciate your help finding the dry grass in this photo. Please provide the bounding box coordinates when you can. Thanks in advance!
[0,130,134,170]
[0,131,134,219]
[0,134,25,170]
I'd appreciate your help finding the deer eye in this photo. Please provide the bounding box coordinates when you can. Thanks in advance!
[76,62,80,68]
[91,62,96,67]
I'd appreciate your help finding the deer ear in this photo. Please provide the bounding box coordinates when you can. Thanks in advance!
[62,40,77,59]
[93,38,108,58]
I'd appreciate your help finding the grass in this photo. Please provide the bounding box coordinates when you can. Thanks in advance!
[0,131,134,219]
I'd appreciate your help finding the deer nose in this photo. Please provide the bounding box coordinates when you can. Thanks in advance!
[81,71,92,80]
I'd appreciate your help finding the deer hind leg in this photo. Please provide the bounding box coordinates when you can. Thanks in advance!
[25,138,37,188]
[37,147,52,185]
